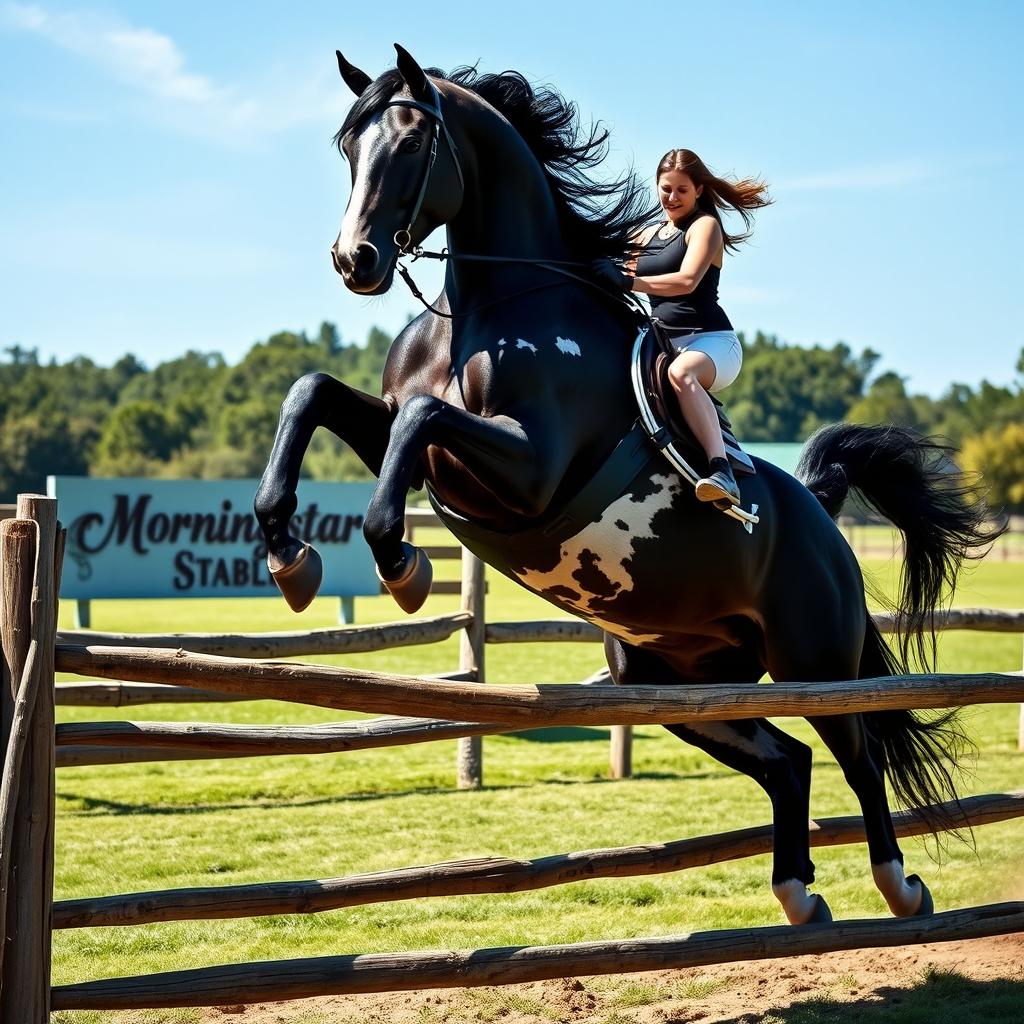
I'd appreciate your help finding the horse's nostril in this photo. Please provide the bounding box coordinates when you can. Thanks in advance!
[353,242,379,277]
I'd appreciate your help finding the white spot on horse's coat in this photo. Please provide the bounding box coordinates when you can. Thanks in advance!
[513,473,681,642]
[497,338,506,346]
[772,880,820,925]
[685,721,788,761]
[872,860,924,916]
[516,338,537,353]
[556,336,581,357]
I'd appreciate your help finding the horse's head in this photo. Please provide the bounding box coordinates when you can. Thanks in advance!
[330,45,465,295]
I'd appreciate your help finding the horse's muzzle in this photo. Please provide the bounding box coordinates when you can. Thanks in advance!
[331,241,384,293]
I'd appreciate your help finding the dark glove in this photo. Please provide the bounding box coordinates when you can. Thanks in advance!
[590,257,633,294]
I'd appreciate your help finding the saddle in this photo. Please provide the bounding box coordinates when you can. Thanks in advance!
[637,321,755,477]
[631,321,760,530]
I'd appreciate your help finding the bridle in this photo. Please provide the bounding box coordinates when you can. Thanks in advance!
[379,82,646,321]
[385,81,465,256]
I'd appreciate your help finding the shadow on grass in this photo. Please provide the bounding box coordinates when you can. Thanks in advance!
[509,726,613,742]
[57,764,749,817]
[716,969,1024,1024]
[53,773,681,817]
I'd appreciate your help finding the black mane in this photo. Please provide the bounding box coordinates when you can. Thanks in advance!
[336,65,657,259]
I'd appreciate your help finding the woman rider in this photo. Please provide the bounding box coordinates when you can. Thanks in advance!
[604,149,771,505]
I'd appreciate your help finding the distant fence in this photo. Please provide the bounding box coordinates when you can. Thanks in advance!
[2,495,1024,1017]
[837,513,1024,561]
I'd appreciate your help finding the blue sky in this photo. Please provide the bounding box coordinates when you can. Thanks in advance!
[1,1,1021,395]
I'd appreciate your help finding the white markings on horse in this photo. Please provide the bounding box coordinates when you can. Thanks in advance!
[337,116,385,257]
[772,880,821,925]
[514,473,681,644]
[515,338,538,353]
[872,860,924,916]
[685,721,788,761]
[555,336,581,357]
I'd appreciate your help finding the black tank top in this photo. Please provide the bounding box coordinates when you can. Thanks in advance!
[635,213,733,332]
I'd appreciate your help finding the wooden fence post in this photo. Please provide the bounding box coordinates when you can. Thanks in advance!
[456,547,485,789]
[1019,636,1024,753]
[610,725,633,779]
[0,495,58,1022]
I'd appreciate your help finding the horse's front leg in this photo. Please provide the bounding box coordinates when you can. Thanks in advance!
[364,394,566,613]
[254,372,394,611]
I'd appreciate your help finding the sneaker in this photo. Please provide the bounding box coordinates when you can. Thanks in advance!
[695,462,740,506]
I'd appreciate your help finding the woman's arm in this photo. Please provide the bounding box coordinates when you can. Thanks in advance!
[630,218,722,295]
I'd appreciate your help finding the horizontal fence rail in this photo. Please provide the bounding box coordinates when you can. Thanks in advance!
[485,608,1024,644]
[50,902,1024,1010]
[55,682,249,706]
[53,669,477,710]
[55,646,1024,726]
[56,611,472,659]
[55,715,505,758]
[50,790,1024,930]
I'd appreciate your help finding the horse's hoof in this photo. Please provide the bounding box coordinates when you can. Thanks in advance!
[269,543,323,613]
[906,874,934,917]
[378,542,432,614]
[805,894,833,924]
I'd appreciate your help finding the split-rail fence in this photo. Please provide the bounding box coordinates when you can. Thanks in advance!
[1,494,1023,1018]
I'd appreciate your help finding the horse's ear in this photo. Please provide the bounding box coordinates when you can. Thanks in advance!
[394,43,430,101]
[336,50,371,97]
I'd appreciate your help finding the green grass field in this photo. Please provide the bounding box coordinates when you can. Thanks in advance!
[49,547,1023,1023]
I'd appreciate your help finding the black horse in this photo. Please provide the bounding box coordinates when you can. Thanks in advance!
[254,46,994,926]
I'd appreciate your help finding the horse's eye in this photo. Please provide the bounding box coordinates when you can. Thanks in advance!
[400,136,423,154]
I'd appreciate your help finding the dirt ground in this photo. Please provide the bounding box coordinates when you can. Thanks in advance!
[198,933,1024,1024]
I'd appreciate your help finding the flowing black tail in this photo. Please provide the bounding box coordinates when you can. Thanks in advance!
[796,422,1001,670]
[796,423,1000,836]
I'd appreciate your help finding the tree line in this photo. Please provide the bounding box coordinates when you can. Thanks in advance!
[2,324,1021,513]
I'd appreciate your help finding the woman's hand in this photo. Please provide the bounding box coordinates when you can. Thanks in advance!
[590,257,633,294]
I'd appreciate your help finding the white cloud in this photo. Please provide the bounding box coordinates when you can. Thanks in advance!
[1,3,342,145]
[4,3,218,101]
[775,159,934,192]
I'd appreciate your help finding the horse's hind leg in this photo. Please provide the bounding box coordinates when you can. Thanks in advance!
[254,373,394,609]
[806,713,930,916]
[604,636,828,925]
[765,622,932,919]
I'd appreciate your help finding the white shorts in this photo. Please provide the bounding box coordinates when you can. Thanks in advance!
[668,329,743,393]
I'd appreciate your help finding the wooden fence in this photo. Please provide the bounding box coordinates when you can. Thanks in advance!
[46,506,1024,776]
[2,494,1024,1017]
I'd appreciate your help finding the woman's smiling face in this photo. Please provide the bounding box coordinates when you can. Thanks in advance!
[658,169,702,221]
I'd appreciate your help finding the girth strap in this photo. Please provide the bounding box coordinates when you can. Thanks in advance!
[426,421,656,556]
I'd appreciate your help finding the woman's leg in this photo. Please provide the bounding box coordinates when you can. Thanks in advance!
[667,350,727,462]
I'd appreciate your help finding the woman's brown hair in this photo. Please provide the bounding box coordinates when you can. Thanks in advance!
[656,149,772,252]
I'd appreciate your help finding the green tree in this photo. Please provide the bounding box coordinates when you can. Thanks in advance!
[727,333,879,441]
[0,413,96,497]
[961,423,1024,514]
[93,402,183,474]
[845,372,931,432]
